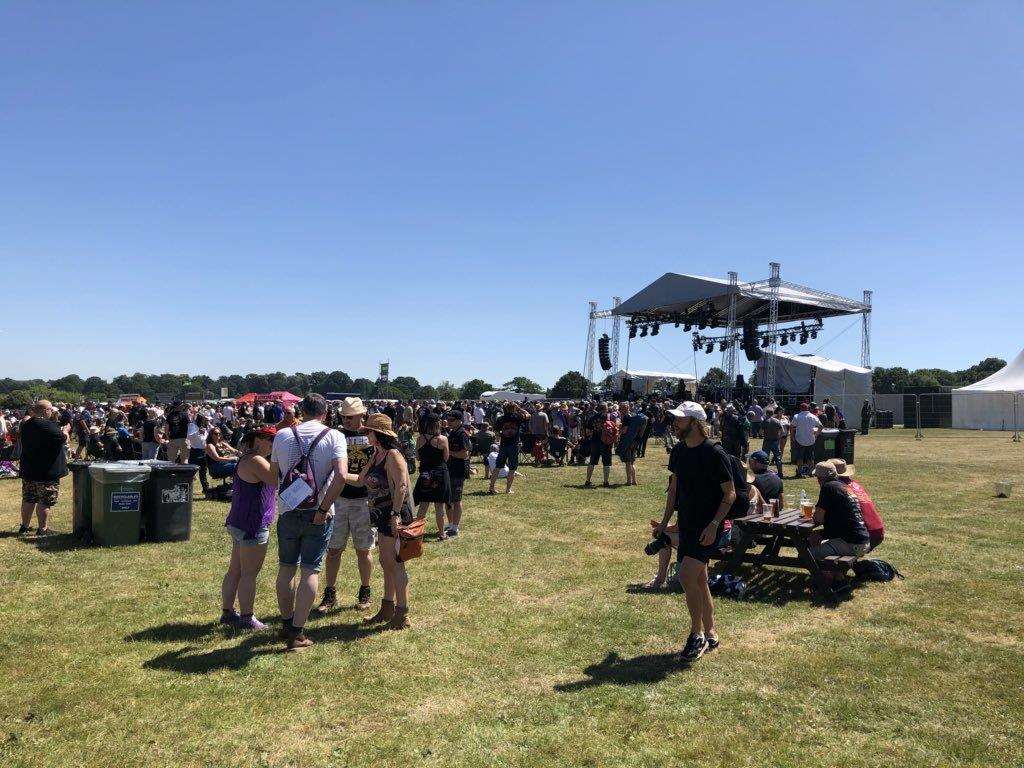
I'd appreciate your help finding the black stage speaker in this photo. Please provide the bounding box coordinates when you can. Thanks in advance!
[742,318,762,361]
[598,334,612,371]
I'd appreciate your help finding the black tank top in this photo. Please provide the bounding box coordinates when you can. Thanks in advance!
[417,435,446,471]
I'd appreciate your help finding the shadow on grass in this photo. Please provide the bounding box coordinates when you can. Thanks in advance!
[560,483,627,490]
[137,620,387,674]
[708,566,856,608]
[555,650,684,691]
[24,532,92,554]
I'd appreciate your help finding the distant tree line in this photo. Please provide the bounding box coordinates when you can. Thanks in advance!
[0,369,588,408]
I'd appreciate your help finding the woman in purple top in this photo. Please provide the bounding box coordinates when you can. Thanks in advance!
[220,426,278,631]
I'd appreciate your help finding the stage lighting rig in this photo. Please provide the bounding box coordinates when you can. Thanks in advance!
[651,323,660,336]
[640,325,648,337]
[628,324,637,339]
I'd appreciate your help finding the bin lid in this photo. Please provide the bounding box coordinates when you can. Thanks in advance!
[127,460,199,472]
[89,462,153,481]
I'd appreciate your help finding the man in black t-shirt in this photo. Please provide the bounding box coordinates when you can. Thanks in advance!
[809,462,870,560]
[445,411,472,537]
[165,402,191,464]
[656,401,736,663]
[18,399,69,536]
[747,450,783,503]
[489,402,529,495]
[319,397,375,613]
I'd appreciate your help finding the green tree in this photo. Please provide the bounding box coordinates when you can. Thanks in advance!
[392,376,420,395]
[700,367,730,389]
[549,371,590,399]
[460,379,493,400]
[2,387,83,409]
[436,380,460,400]
[352,378,375,397]
[502,376,544,394]
[50,374,85,393]
[83,376,110,396]
[417,385,438,399]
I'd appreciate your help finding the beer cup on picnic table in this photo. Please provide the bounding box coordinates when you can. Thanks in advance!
[801,499,814,519]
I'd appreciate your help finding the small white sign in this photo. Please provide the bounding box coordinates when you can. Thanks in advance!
[278,477,313,513]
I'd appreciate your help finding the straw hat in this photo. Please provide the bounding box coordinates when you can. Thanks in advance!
[364,413,397,439]
[340,397,367,417]
[828,458,855,478]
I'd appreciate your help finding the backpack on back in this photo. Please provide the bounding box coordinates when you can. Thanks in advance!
[280,426,332,511]
[601,417,619,446]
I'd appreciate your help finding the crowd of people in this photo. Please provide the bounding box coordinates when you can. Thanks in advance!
[3,387,884,660]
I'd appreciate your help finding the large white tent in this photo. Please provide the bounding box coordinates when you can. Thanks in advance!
[754,352,872,418]
[609,369,696,395]
[952,349,1024,434]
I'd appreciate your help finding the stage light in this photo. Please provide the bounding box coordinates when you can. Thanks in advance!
[789,331,797,342]
[684,323,692,332]
[761,335,770,349]
[780,335,789,346]
[628,324,637,339]
[810,329,818,339]
[718,340,728,352]
[674,321,680,328]
[692,339,701,352]
[705,342,714,354]
[640,325,648,337]
[651,323,660,336]
[799,332,808,345]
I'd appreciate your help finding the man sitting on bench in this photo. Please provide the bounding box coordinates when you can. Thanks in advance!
[829,458,884,551]
[808,461,870,561]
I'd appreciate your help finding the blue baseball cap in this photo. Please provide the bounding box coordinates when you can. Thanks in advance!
[749,450,770,465]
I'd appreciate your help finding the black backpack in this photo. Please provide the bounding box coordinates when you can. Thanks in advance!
[852,559,904,582]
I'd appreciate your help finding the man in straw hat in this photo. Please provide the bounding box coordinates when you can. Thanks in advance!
[827,458,884,551]
[656,401,736,663]
[317,397,376,614]
[807,461,870,562]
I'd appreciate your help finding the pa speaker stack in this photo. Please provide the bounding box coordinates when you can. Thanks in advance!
[742,318,762,361]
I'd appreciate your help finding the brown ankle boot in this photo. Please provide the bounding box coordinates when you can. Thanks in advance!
[363,599,395,624]
[388,606,410,630]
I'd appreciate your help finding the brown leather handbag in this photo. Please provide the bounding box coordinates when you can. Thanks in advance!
[396,516,426,562]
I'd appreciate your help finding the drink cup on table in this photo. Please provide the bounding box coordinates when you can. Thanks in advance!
[801,500,814,519]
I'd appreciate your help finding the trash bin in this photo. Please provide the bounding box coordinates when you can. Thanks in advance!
[68,460,94,539]
[135,461,199,542]
[836,429,856,465]
[814,428,840,462]
[90,463,151,546]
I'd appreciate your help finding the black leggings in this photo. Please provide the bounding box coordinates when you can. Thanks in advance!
[188,448,209,491]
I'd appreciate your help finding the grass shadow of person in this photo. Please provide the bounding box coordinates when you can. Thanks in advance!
[25,532,91,554]
[127,620,229,644]
[143,633,281,674]
[555,650,684,692]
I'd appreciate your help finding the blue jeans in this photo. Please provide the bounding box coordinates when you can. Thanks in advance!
[277,509,335,572]
[142,442,160,460]
[761,439,783,475]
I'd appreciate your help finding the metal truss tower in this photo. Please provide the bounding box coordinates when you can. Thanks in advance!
[861,290,872,369]
[721,272,738,382]
[765,262,781,395]
[610,296,622,372]
[584,301,598,383]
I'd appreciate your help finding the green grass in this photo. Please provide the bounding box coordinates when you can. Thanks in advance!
[1,429,1022,768]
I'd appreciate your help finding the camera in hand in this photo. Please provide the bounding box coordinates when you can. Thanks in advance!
[644,532,671,556]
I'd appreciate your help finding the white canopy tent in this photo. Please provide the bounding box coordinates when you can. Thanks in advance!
[480,390,547,403]
[952,349,1024,438]
[609,369,696,396]
[755,352,872,419]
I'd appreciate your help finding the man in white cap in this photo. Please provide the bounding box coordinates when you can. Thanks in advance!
[316,397,375,613]
[656,401,736,663]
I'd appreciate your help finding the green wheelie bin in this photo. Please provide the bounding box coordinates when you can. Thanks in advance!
[133,461,199,542]
[89,463,151,546]
[68,460,94,539]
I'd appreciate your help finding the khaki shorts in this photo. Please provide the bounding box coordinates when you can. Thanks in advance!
[329,496,375,551]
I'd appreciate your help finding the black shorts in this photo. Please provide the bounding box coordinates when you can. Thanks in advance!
[370,504,413,538]
[589,442,613,466]
[449,477,465,503]
[678,524,720,564]
[795,443,815,464]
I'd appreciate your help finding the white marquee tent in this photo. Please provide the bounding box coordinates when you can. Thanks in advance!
[952,349,1024,435]
[754,352,872,418]
[609,369,696,395]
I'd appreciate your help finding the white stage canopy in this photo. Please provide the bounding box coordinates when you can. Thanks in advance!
[480,390,547,403]
[755,352,872,418]
[610,369,696,395]
[952,349,1024,431]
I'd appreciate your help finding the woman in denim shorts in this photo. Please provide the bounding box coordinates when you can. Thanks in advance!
[221,426,278,631]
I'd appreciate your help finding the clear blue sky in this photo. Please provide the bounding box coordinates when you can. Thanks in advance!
[2,2,1022,388]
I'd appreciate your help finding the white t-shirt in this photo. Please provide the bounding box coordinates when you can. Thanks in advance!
[792,411,821,446]
[271,420,348,503]
[222,405,235,422]
[486,450,510,478]
[473,406,486,424]
[186,422,207,449]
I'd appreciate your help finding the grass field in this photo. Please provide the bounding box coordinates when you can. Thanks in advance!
[1,428,1022,768]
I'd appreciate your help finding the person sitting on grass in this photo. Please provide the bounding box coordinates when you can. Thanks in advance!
[221,426,278,631]
[808,461,870,562]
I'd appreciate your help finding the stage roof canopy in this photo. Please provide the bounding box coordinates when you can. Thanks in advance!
[612,272,869,325]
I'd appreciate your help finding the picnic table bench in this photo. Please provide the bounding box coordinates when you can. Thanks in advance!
[712,508,860,595]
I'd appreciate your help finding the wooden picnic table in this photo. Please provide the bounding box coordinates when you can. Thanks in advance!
[715,507,841,594]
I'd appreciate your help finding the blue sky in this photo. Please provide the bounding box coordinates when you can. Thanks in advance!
[2,2,1022,388]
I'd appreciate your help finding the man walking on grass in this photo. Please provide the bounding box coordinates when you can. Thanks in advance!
[656,401,735,663]
[18,400,69,536]
[271,394,348,651]
[489,402,529,495]
[316,397,374,615]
